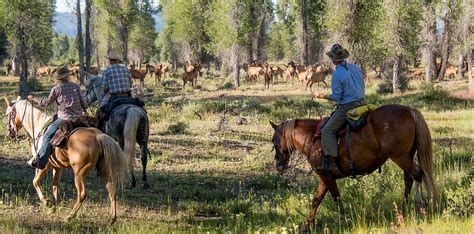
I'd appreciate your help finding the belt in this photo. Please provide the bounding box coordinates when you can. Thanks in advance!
[338,99,365,107]
[111,92,130,97]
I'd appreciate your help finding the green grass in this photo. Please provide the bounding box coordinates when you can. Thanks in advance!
[0,75,472,233]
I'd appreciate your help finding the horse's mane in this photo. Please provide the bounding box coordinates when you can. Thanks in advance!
[281,119,297,154]
[13,100,52,137]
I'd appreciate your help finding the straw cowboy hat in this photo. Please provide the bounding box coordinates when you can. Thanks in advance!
[105,50,122,60]
[52,65,70,80]
[325,44,350,61]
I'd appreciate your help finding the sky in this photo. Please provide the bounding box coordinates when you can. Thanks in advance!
[56,0,78,13]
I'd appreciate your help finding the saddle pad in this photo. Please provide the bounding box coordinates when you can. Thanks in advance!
[346,104,378,121]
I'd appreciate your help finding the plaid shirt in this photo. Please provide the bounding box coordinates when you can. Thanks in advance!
[103,64,132,94]
[39,82,87,120]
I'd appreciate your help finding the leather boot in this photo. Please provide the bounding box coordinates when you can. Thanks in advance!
[316,156,339,176]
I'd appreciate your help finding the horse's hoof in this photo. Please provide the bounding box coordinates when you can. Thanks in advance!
[142,182,150,189]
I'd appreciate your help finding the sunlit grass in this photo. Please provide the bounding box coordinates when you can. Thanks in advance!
[0,74,472,232]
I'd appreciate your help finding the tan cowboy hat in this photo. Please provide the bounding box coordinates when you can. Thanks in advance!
[325,44,350,61]
[52,65,70,80]
[105,50,122,60]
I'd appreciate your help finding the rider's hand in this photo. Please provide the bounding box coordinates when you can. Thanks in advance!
[314,92,325,99]
[103,87,109,93]
[27,95,35,103]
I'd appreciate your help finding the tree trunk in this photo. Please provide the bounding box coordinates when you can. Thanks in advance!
[298,0,308,65]
[392,56,401,94]
[457,54,465,79]
[12,56,20,76]
[437,0,454,81]
[76,0,84,84]
[421,1,437,82]
[85,0,92,73]
[18,26,28,98]
[120,22,129,66]
[232,44,240,87]
[256,15,266,61]
[469,49,473,92]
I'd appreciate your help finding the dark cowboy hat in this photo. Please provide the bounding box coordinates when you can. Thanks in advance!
[52,65,70,80]
[325,44,350,61]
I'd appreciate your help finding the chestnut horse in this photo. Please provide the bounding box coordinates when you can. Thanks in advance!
[4,98,130,224]
[270,104,437,230]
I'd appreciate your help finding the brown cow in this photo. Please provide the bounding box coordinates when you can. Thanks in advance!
[409,70,423,79]
[445,66,458,79]
[271,66,284,81]
[261,63,273,89]
[129,64,148,86]
[306,63,332,91]
[83,66,100,75]
[371,65,382,79]
[5,63,12,76]
[36,66,51,77]
[242,63,264,82]
[183,63,201,89]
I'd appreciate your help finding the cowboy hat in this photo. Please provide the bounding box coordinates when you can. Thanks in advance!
[52,65,70,80]
[105,50,122,60]
[325,44,350,61]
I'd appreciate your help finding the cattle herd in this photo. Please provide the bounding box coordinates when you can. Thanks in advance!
[1,60,466,90]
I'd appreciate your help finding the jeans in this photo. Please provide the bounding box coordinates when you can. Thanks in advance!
[321,100,365,158]
[37,119,65,166]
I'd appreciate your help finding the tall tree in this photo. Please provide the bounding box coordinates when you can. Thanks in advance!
[129,0,157,63]
[296,0,308,64]
[0,0,53,97]
[383,0,422,93]
[76,0,85,84]
[421,0,437,82]
[436,0,460,81]
[96,0,138,65]
[85,0,92,73]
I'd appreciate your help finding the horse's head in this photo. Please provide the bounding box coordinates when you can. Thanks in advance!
[4,97,22,139]
[270,121,293,173]
[84,74,105,106]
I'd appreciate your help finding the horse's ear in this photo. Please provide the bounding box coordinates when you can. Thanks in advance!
[4,97,11,107]
[269,121,278,130]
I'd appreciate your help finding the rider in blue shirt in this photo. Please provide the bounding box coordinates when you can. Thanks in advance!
[314,44,366,176]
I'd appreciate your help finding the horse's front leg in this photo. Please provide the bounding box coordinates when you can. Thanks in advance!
[52,168,62,206]
[33,163,52,205]
[301,176,328,232]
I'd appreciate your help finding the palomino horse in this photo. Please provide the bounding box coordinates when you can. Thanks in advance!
[270,104,437,230]
[84,75,150,188]
[4,98,129,224]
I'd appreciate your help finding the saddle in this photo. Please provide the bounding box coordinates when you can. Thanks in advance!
[315,104,378,178]
[99,96,145,122]
[51,116,98,147]
[315,104,379,138]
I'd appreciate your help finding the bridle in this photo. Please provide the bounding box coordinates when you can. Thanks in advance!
[5,102,27,141]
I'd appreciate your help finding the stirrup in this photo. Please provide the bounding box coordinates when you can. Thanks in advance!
[27,156,39,168]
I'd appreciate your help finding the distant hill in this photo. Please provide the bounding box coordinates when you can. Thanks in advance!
[53,12,163,36]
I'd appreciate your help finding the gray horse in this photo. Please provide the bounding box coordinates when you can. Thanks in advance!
[84,75,150,188]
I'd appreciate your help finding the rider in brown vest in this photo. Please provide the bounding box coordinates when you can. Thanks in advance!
[27,65,88,169]
[314,44,366,176]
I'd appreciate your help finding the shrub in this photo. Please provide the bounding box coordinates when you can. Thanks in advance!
[376,70,409,94]
[444,178,473,217]
[420,83,449,102]
[218,82,234,90]
[27,77,43,91]
[166,121,189,135]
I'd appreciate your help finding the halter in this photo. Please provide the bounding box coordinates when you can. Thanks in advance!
[5,102,27,140]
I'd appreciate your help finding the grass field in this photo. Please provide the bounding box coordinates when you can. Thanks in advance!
[0,72,472,233]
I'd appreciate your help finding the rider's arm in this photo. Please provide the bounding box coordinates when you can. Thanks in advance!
[79,91,88,113]
[329,73,343,103]
[29,86,58,107]
[102,69,109,93]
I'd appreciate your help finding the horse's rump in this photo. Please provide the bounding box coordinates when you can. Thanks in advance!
[105,104,149,145]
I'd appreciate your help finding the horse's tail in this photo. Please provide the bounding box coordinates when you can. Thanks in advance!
[123,110,142,166]
[410,108,438,203]
[96,133,130,186]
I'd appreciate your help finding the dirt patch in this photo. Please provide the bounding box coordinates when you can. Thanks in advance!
[450,90,474,101]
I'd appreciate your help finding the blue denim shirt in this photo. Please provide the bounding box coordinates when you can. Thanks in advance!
[329,62,365,105]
